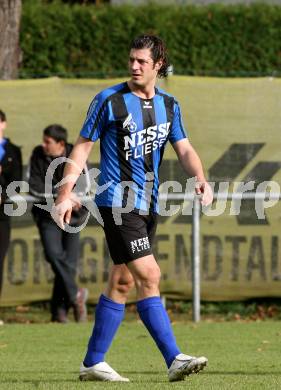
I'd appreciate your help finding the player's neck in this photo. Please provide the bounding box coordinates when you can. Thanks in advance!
[127,80,156,99]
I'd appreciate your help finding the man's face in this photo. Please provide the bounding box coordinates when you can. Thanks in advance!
[128,48,162,87]
[0,120,7,137]
[42,135,64,157]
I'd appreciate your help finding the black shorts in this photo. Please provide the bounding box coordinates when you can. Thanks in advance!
[98,207,158,265]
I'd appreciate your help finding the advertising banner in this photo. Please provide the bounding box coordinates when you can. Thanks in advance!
[0,76,280,305]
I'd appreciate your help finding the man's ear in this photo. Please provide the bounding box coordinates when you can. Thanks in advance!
[154,60,163,71]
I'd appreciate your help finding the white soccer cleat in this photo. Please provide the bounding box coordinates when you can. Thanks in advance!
[79,362,130,382]
[168,353,208,382]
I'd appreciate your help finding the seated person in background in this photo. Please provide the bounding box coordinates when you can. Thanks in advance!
[0,109,22,323]
[28,124,88,323]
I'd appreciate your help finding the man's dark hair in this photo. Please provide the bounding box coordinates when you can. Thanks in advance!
[130,35,170,78]
[43,124,68,144]
[0,110,6,122]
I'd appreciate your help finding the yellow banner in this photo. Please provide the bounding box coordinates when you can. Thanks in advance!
[0,76,281,305]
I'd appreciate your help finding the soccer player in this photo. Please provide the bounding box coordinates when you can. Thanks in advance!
[54,35,213,382]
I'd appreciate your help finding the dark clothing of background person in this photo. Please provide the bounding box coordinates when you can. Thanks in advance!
[29,143,87,323]
[0,139,22,294]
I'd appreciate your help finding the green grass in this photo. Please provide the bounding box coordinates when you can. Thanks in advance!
[0,321,281,389]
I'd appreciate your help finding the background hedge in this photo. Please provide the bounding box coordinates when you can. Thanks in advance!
[20,1,281,77]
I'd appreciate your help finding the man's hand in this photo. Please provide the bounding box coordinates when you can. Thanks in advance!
[70,192,82,211]
[195,180,213,206]
[52,194,74,229]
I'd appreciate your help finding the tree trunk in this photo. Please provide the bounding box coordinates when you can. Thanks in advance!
[0,0,22,80]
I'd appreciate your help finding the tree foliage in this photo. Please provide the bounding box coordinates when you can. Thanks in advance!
[20,1,281,77]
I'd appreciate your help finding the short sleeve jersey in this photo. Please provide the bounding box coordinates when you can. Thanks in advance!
[80,82,187,213]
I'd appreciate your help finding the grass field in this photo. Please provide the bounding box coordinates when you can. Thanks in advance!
[0,321,281,389]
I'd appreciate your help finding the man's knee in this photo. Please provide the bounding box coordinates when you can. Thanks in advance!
[135,265,161,291]
[43,248,63,264]
[116,276,135,295]
[110,273,135,297]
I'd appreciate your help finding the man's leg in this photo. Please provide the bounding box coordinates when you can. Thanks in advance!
[50,274,68,323]
[37,219,78,319]
[0,220,10,325]
[62,230,88,322]
[0,220,11,295]
[127,255,180,367]
[80,264,134,382]
[127,255,207,381]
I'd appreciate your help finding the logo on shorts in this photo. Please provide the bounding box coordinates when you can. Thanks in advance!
[130,236,150,254]
[123,113,137,133]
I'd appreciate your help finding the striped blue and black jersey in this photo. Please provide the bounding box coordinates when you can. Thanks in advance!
[80,82,187,213]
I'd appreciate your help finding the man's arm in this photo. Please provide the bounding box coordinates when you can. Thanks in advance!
[172,138,213,206]
[28,149,46,196]
[0,145,23,204]
[54,136,94,226]
[3,145,23,183]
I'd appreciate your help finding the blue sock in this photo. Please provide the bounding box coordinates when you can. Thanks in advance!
[137,296,180,368]
[83,294,125,367]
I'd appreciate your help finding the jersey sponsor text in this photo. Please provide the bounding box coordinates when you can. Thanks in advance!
[124,122,171,160]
